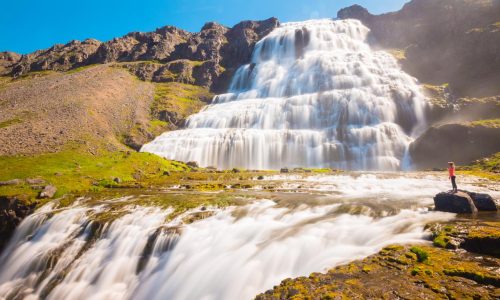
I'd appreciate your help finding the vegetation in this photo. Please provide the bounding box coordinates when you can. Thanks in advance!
[459,152,500,180]
[467,118,500,128]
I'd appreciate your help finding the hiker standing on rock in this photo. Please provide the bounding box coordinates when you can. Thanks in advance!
[448,162,457,193]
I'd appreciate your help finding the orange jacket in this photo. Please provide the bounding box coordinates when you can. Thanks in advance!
[448,167,455,177]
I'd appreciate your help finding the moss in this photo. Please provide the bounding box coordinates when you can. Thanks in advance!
[461,152,500,180]
[66,64,97,74]
[443,268,500,286]
[467,118,500,128]
[410,246,429,263]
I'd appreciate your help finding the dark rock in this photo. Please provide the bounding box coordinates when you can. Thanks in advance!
[0,179,23,186]
[465,191,498,211]
[280,168,289,173]
[113,177,122,184]
[186,161,199,168]
[163,171,171,176]
[434,191,478,214]
[232,168,241,173]
[0,196,36,251]
[39,185,57,198]
[409,123,500,169]
[257,175,264,180]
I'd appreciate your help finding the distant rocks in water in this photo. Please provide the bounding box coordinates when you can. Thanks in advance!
[280,168,289,173]
[434,190,498,213]
[39,185,57,199]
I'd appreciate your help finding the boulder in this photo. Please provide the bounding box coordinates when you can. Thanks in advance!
[280,168,289,173]
[0,196,36,251]
[186,161,199,168]
[39,185,57,198]
[434,191,478,214]
[466,191,498,211]
[0,179,23,186]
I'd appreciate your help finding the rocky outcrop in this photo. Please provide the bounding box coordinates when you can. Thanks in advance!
[5,18,279,92]
[434,190,498,213]
[0,196,36,251]
[409,122,500,169]
[338,0,500,98]
[256,244,500,299]
[434,191,478,214]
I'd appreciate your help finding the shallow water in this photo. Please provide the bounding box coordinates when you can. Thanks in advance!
[1,173,496,300]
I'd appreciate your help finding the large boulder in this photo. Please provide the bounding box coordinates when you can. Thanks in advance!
[434,191,478,214]
[466,191,498,211]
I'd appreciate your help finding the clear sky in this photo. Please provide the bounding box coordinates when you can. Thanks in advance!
[1,0,409,54]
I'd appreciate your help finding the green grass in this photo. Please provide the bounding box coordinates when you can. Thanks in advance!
[66,64,98,74]
[460,152,500,180]
[467,118,500,128]
[0,148,189,201]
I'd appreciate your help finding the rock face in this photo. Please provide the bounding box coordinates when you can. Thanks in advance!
[0,196,36,251]
[434,191,478,214]
[4,18,279,92]
[338,0,500,98]
[409,123,500,169]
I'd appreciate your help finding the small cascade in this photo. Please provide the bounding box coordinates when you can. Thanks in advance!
[141,19,427,170]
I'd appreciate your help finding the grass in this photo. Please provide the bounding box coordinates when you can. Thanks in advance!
[0,118,22,129]
[467,118,500,128]
[459,152,500,180]
[410,246,429,263]
[0,147,189,201]
[151,82,212,121]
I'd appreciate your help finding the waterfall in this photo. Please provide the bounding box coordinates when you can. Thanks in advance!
[141,19,427,170]
[0,173,473,300]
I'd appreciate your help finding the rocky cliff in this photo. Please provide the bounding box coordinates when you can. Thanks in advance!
[0,18,279,92]
[338,0,500,98]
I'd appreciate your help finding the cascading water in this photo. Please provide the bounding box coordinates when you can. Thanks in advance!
[141,19,428,170]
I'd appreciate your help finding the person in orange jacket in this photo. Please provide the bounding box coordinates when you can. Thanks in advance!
[448,162,457,193]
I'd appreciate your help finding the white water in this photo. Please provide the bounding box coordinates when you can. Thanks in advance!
[142,19,428,170]
[0,174,466,300]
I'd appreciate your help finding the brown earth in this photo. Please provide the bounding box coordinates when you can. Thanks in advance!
[0,65,207,155]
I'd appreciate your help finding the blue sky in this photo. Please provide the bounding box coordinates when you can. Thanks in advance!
[1,0,408,54]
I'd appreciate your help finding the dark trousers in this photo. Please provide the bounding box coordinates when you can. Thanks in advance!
[451,176,457,191]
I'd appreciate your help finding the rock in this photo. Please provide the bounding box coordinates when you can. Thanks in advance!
[466,191,498,211]
[26,178,46,185]
[280,168,289,173]
[186,161,199,168]
[39,185,57,198]
[113,177,122,183]
[434,191,478,214]
[0,179,23,186]
[257,175,264,180]
[0,196,36,251]
[409,123,500,169]
[162,171,171,176]
[232,168,241,173]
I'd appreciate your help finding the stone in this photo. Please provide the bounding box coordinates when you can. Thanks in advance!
[434,191,478,214]
[186,161,199,168]
[0,179,23,186]
[280,168,289,173]
[0,196,36,251]
[257,175,264,180]
[26,178,46,185]
[163,171,171,176]
[466,191,498,211]
[113,177,122,184]
[39,185,57,199]
[232,168,241,173]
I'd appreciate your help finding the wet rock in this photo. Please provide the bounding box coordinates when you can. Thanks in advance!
[232,168,241,173]
[280,168,289,173]
[257,175,264,180]
[465,191,498,211]
[162,171,171,176]
[434,191,478,214]
[39,185,57,198]
[113,177,122,184]
[0,179,23,186]
[0,196,36,251]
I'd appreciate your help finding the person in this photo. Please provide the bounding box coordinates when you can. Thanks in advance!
[448,162,457,193]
